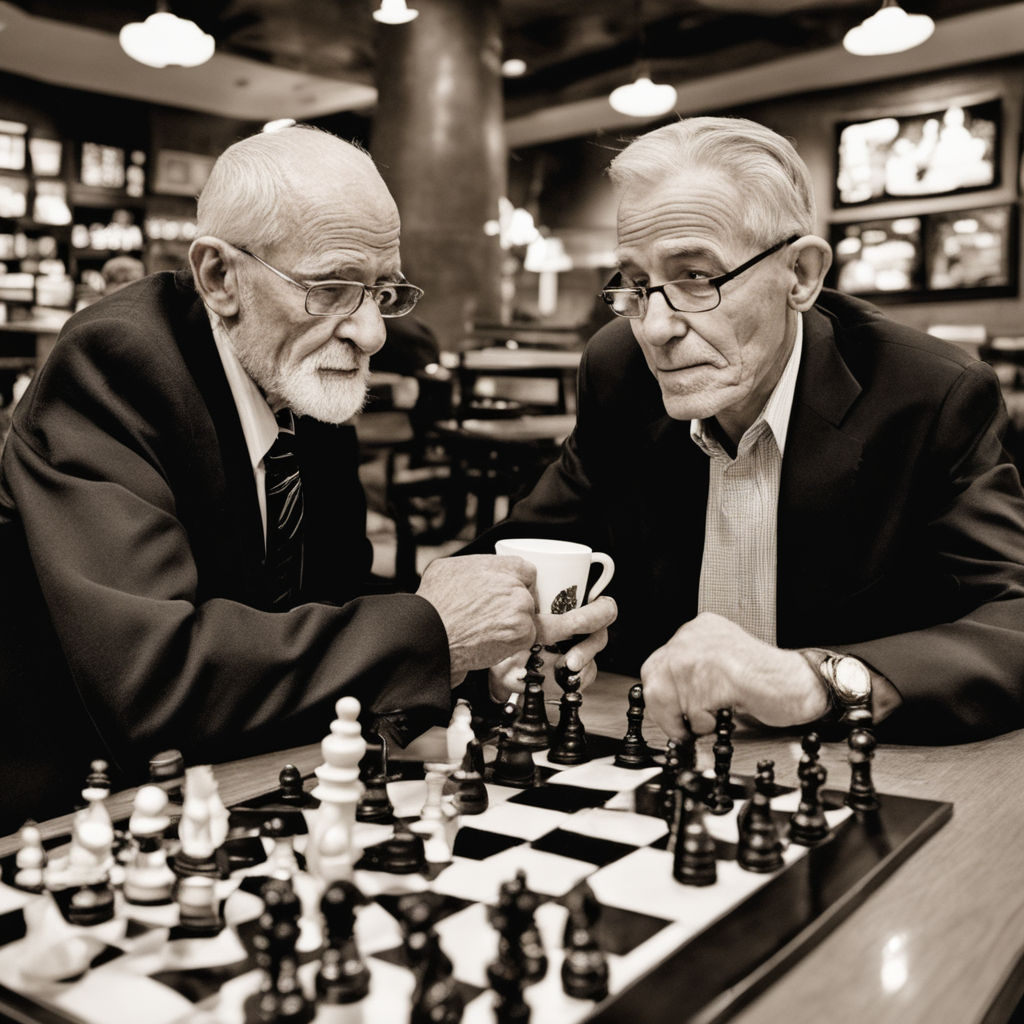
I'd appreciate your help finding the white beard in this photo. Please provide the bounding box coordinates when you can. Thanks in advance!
[230,328,369,425]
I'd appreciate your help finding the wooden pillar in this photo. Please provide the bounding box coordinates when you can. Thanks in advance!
[372,0,505,352]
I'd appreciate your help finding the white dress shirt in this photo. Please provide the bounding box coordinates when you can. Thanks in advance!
[691,316,803,646]
[209,315,279,544]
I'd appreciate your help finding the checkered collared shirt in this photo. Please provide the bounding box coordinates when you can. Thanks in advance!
[691,316,803,646]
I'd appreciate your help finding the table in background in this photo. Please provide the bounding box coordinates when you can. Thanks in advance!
[457,346,582,419]
[2,672,1022,1024]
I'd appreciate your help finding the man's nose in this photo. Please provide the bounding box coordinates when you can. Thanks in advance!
[641,290,690,344]
[334,295,387,355]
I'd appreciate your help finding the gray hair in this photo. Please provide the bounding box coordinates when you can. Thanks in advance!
[195,125,375,250]
[608,116,816,245]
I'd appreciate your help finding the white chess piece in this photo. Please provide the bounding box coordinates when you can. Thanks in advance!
[16,893,106,985]
[123,785,175,904]
[14,824,45,891]
[446,699,475,767]
[179,765,228,861]
[306,696,366,885]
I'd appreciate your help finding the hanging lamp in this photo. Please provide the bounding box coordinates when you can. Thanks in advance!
[373,0,419,25]
[119,2,215,68]
[843,0,935,56]
[608,1,677,119]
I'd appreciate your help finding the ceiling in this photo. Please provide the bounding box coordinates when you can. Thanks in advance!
[0,0,1021,147]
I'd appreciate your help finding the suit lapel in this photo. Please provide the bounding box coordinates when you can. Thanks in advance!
[777,305,864,642]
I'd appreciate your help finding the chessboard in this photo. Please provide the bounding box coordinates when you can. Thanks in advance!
[0,698,952,1024]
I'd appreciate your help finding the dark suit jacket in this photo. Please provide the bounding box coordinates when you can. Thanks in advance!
[477,290,1024,744]
[0,271,452,832]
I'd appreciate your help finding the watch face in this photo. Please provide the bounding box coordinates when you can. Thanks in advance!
[833,657,872,702]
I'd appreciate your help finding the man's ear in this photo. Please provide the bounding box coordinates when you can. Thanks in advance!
[787,235,833,312]
[189,237,240,318]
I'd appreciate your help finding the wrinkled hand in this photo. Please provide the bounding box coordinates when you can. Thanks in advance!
[417,555,538,686]
[487,596,618,703]
[641,612,826,737]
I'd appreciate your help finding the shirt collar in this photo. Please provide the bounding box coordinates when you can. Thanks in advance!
[690,313,803,457]
[208,312,280,470]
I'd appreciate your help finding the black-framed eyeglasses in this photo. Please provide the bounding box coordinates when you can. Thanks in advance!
[234,245,424,318]
[599,234,800,318]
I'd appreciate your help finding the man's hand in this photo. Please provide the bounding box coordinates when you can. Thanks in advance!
[417,555,538,686]
[641,612,827,737]
[488,596,618,702]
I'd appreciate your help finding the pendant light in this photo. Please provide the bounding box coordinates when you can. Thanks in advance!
[119,2,215,68]
[373,0,419,25]
[843,0,935,56]
[609,0,676,119]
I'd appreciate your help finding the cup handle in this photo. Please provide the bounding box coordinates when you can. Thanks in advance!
[586,553,615,602]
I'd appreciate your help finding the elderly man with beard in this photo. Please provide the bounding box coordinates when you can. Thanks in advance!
[0,125,614,830]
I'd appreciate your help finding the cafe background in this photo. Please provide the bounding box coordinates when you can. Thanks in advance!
[0,1,1021,575]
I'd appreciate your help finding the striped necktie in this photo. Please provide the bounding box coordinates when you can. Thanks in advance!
[264,408,304,609]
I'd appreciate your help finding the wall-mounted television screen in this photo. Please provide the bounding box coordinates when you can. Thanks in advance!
[835,99,1000,206]
[832,216,924,296]
[926,204,1015,294]
[80,142,126,190]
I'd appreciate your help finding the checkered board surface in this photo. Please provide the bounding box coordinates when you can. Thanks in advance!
[0,737,952,1024]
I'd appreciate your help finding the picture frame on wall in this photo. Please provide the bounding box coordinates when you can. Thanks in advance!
[835,98,1001,207]
[830,203,1018,302]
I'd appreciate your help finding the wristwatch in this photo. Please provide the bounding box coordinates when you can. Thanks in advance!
[800,649,873,724]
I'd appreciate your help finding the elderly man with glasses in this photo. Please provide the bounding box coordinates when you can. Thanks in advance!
[485,116,1024,745]
[0,125,614,829]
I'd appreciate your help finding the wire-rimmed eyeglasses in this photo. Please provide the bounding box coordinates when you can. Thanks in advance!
[599,234,800,318]
[234,246,424,318]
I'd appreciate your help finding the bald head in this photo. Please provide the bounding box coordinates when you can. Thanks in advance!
[196,126,399,256]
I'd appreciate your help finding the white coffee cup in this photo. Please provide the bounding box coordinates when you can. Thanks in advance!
[494,538,614,615]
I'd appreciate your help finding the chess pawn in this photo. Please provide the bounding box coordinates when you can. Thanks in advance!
[14,823,46,892]
[452,740,489,815]
[789,761,830,846]
[560,881,609,1002]
[278,764,310,807]
[307,696,366,885]
[737,788,785,873]
[175,874,224,937]
[614,683,653,768]
[124,785,175,905]
[491,706,538,788]
[511,675,553,750]
[846,727,880,813]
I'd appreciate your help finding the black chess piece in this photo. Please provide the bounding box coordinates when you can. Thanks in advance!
[549,670,589,765]
[492,704,538,787]
[560,880,609,1002]
[798,732,822,785]
[512,681,553,751]
[452,741,489,815]
[505,870,547,984]
[614,683,654,768]
[737,787,784,873]
[707,708,735,815]
[244,877,313,1023]
[277,764,309,806]
[756,758,776,795]
[846,727,880,812]
[487,877,532,1023]
[316,880,370,1004]
[673,770,717,886]
[399,894,464,1024]
[356,770,394,824]
[660,738,684,826]
[789,760,830,846]
[382,820,428,874]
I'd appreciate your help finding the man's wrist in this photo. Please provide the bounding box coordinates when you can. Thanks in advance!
[798,648,873,724]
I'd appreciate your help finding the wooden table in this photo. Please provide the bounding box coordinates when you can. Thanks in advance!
[457,346,582,417]
[3,672,1022,1024]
